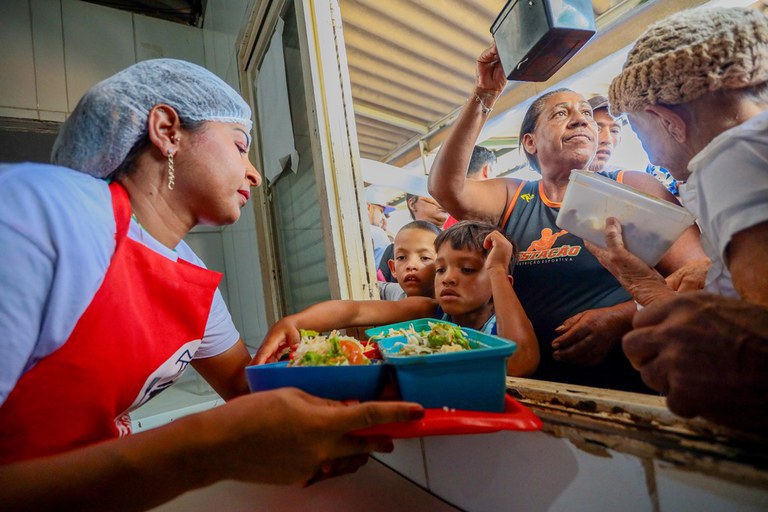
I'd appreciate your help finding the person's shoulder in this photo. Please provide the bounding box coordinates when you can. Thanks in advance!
[497,176,527,186]
[617,169,672,196]
[0,162,108,203]
[0,161,100,183]
[378,281,406,301]
[691,110,768,170]
[728,109,768,140]
[0,163,113,246]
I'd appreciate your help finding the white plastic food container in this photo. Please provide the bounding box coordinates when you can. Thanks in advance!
[556,170,696,266]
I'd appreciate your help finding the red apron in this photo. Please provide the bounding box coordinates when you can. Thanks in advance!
[0,183,222,463]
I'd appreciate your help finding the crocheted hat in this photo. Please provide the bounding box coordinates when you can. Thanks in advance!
[609,7,768,115]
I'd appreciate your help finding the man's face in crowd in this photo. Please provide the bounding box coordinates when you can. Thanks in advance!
[627,110,691,181]
[368,204,387,228]
[588,108,622,172]
[409,196,448,228]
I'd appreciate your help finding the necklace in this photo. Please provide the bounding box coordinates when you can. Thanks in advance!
[130,212,144,230]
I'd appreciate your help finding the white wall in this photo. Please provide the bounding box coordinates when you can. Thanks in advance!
[375,432,768,512]
[0,0,269,352]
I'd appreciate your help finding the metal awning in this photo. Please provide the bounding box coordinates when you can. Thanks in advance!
[339,0,507,163]
[338,0,678,168]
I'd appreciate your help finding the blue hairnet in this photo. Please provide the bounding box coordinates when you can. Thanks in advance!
[51,59,253,178]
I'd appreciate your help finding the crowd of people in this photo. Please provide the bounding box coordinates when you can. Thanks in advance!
[366,6,767,420]
[1,5,766,511]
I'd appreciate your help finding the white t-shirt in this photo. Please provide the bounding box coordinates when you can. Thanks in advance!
[0,163,239,404]
[681,109,768,296]
[378,281,407,301]
[370,224,391,268]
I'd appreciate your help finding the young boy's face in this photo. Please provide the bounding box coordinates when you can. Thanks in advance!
[434,244,492,315]
[388,228,437,297]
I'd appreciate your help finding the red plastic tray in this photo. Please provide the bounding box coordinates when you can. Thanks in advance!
[350,395,542,438]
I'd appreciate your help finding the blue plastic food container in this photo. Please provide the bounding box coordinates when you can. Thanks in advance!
[365,318,459,339]
[245,361,386,402]
[377,327,517,412]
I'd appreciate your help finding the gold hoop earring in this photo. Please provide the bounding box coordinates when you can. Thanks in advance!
[167,150,175,190]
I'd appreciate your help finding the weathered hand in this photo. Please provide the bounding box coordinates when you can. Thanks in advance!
[585,217,673,306]
[205,388,424,486]
[252,318,301,364]
[623,292,768,433]
[552,306,633,366]
[665,257,710,292]
[475,42,507,98]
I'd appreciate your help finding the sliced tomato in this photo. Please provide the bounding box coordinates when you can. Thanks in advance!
[361,341,382,360]
[339,339,368,365]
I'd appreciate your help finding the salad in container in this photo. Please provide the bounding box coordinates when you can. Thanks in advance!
[246,329,385,401]
[369,319,517,412]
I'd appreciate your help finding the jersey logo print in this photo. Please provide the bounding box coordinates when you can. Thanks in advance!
[526,228,567,251]
[519,228,582,262]
[520,193,535,203]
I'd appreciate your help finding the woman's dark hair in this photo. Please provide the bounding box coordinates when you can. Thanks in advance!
[110,117,207,180]
[518,87,574,172]
[434,220,518,273]
[399,220,441,236]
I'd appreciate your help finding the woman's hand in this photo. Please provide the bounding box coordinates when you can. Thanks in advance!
[0,389,424,510]
[483,231,514,274]
[206,388,425,486]
[475,42,507,101]
[551,304,633,366]
[585,217,674,306]
[252,318,301,364]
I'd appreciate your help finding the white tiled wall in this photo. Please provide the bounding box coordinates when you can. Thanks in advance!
[61,0,137,110]
[373,431,768,512]
[30,0,68,121]
[424,430,652,512]
[0,0,268,368]
[0,0,37,116]
[655,460,768,512]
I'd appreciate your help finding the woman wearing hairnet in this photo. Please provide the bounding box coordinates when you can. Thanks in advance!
[0,59,422,510]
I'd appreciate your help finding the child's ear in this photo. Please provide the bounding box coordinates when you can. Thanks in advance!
[507,275,514,287]
[387,259,397,280]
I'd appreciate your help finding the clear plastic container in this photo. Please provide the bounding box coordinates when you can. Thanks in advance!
[556,170,695,265]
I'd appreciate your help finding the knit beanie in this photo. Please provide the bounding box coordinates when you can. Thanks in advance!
[609,7,768,115]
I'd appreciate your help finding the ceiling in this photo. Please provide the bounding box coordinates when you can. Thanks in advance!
[338,0,635,166]
[339,0,507,163]
[84,0,205,26]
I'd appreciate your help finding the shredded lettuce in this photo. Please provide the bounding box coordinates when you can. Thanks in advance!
[373,321,472,355]
[290,330,371,366]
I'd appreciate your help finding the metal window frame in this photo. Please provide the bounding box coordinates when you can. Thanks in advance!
[235,0,768,479]
[237,0,375,324]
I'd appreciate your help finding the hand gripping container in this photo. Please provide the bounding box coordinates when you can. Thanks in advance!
[556,170,696,266]
[375,325,517,413]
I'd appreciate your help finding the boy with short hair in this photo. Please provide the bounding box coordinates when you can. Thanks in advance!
[256,221,539,377]
[379,220,440,301]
